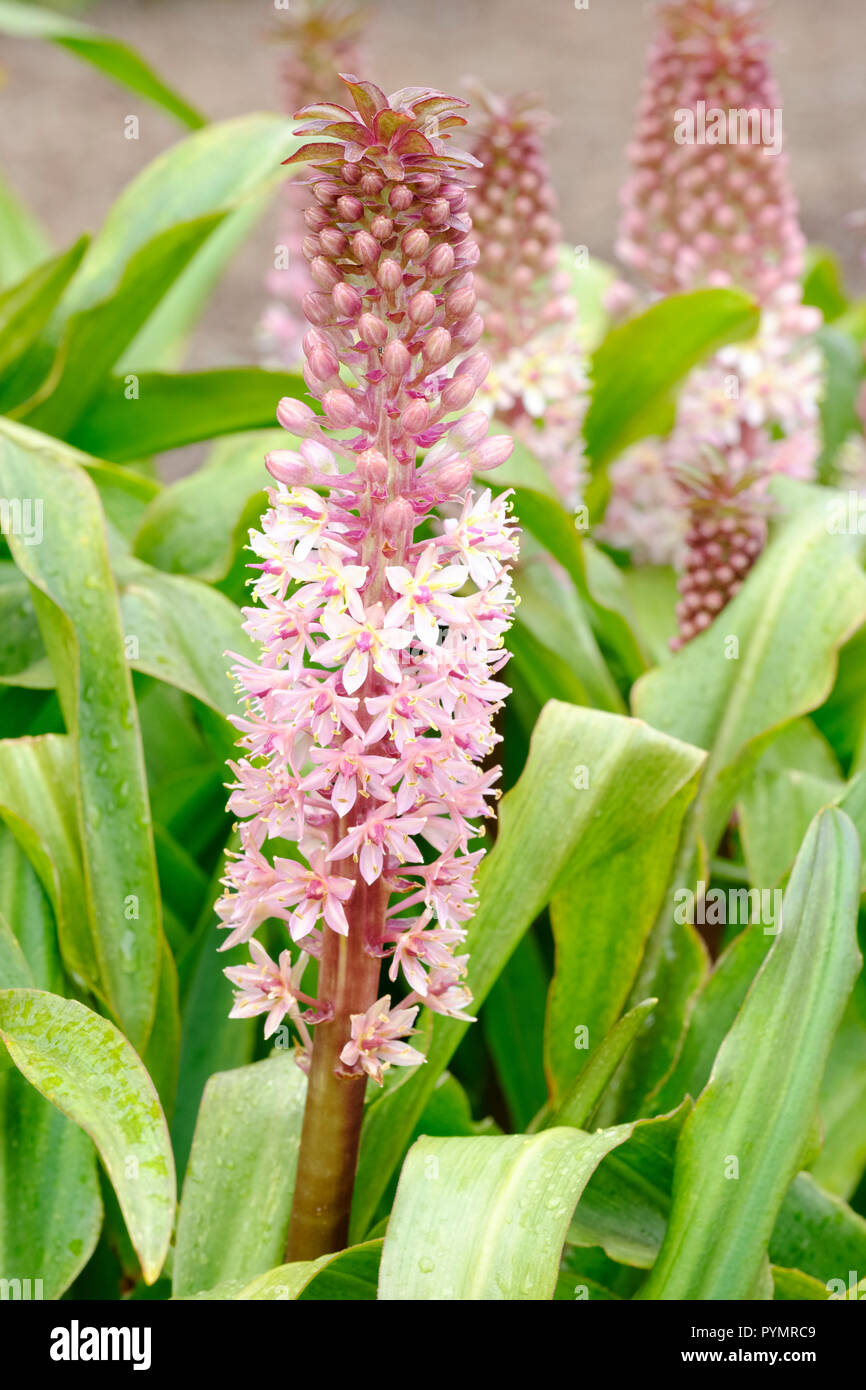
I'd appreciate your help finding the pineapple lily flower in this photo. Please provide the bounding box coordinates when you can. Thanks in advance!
[217,74,518,1260]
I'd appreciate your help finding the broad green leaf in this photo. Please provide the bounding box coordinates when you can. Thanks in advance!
[772,1266,832,1301]
[803,246,849,323]
[634,482,866,861]
[567,1102,690,1268]
[70,367,308,461]
[545,779,698,1103]
[0,1067,101,1299]
[216,1241,382,1301]
[810,991,866,1200]
[15,114,299,430]
[584,288,760,472]
[0,827,63,993]
[815,623,866,772]
[506,617,589,708]
[170,838,257,1179]
[771,1172,866,1287]
[622,482,866,1109]
[173,1054,306,1297]
[0,911,32,990]
[379,1126,632,1300]
[514,558,620,712]
[501,480,646,682]
[620,565,678,665]
[0,423,161,1046]
[482,933,548,1131]
[0,1,205,128]
[0,168,51,290]
[119,192,274,374]
[639,808,862,1299]
[133,430,279,581]
[0,989,175,1283]
[115,556,253,718]
[551,999,658,1129]
[0,735,97,993]
[351,700,705,1239]
[815,326,864,482]
[738,767,842,890]
[0,236,88,396]
[647,917,774,1117]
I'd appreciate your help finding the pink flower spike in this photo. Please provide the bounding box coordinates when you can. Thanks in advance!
[218,74,518,1099]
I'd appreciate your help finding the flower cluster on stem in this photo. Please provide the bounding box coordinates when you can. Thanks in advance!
[466,88,587,508]
[602,0,823,643]
[218,77,518,1112]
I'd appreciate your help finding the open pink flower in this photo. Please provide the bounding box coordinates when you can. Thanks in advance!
[339,995,425,1084]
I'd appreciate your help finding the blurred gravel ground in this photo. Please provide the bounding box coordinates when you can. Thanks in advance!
[1,0,864,469]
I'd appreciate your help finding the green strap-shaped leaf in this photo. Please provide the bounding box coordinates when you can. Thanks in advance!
[115,557,254,719]
[545,780,700,1104]
[620,482,866,1110]
[0,989,175,1284]
[14,114,299,430]
[0,1067,101,1299]
[0,236,88,390]
[133,430,279,581]
[0,168,51,291]
[173,1055,306,1298]
[551,999,658,1130]
[584,287,760,472]
[0,0,205,129]
[0,425,161,1047]
[0,735,97,993]
[69,367,309,461]
[234,1241,382,1301]
[378,1126,633,1300]
[638,808,862,1300]
[351,701,705,1238]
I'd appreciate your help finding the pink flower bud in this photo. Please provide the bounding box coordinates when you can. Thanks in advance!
[308,344,340,381]
[276,397,316,432]
[445,285,476,319]
[389,185,414,211]
[310,257,341,291]
[357,312,388,348]
[440,374,476,412]
[424,198,450,227]
[332,282,362,319]
[408,290,437,324]
[305,205,331,232]
[383,341,411,377]
[319,226,348,257]
[322,390,361,428]
[303,291,334,326]
[378,259,403,292]
[401,398,430,435]
[265,450,307,484]
[353,231,380,266]
[425,244,455,278]
[449,411,489,449]
[423,327,452,366]
[402,228,430,260]
[336,194,363,222]
[370,215,394,241]
[469,435,514,472]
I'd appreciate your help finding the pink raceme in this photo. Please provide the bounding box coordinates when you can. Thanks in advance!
[466,88,587,508]
[218,77,518,1115]
[603,0,823,644]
